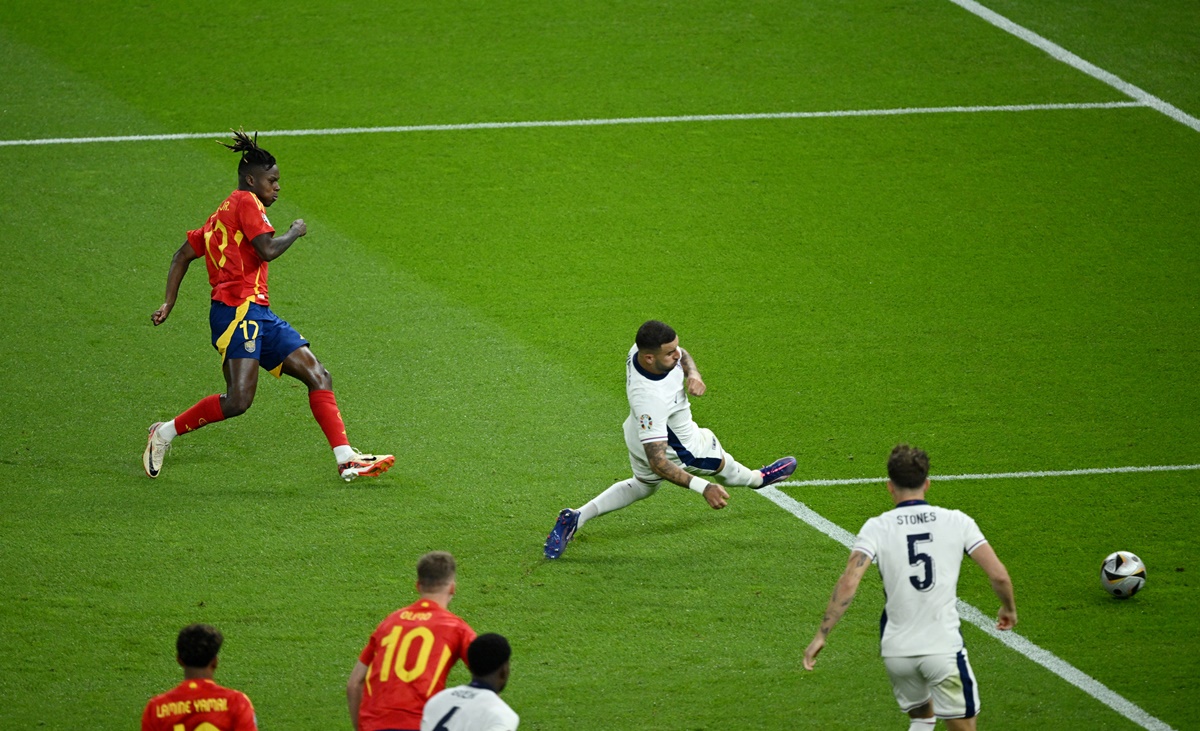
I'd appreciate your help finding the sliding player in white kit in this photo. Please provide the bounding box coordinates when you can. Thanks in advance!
[802,445,1017,731]
[544,320,798,559]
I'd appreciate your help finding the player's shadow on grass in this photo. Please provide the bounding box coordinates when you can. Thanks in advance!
[539,508,761,566]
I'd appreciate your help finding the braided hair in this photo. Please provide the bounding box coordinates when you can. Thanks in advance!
[221,129,276,179]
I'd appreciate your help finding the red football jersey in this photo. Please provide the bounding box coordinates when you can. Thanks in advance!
[358,599,476,731]
[141,678,257,731]
[186,189,275,308]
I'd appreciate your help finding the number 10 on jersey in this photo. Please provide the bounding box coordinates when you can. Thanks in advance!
[378,625,454,695]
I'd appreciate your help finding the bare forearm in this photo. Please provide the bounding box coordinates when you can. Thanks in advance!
[680,347,699,378]
[257,229,302,261]
[646,441,697,488]
[346,685,362,731]
[990,573,1016,611]
[163,249,193,306]
[816,554,869,639]
[815,581,853,638]
[970,544,1017,620]
[679,348,707,396]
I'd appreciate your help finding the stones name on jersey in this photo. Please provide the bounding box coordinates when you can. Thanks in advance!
[854,502,987,657]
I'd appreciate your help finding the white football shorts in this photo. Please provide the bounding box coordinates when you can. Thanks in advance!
[624,424,725,485]
[883,648,980,719]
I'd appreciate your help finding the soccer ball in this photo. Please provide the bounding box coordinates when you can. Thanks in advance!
[1100,551,1146,599]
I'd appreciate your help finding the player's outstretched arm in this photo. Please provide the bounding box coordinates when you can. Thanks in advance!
[969,543,1017,630]
[151,242,201,326]
[250,219,307,262]
[346,660,368,731]
[644,440,728,509]
[804,550,871,670]
[679,347,706,396]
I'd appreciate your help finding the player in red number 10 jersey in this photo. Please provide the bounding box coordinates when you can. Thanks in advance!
[143,130,393,482]
[348,552,476,731]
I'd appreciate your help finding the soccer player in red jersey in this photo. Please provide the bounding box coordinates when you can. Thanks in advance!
[142,624,257,731]
[348,552,477,731]
[143,130,393,481]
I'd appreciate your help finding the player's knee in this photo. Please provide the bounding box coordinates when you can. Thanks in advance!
[223,392,254,417]
[313,367,332,391]
[632,478,659,500]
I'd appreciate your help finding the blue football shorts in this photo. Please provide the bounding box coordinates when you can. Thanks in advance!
[209,300,309,377]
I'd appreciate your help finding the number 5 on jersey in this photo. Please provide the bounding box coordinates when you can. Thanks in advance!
[907,533,935,591]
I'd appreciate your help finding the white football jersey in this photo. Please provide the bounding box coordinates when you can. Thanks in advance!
[421,682,519,731]
[624,343,704,456]
[852,500,988,657]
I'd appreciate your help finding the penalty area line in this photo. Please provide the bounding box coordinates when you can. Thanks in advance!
[947,0,1200,134]
[0,101,1145,147]
[757,484,1177,731]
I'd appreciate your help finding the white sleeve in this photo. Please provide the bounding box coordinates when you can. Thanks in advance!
[481,710,520,731]
[851,517,880,561]
[629,391,670,443]
[960,512,988,555]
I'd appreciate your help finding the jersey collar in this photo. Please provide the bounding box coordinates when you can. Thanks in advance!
[633,356,672,381]
[468,679,499,692]
[896,499,929,507]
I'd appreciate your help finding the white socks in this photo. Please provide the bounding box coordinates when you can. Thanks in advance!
[333,445,356,464]
[157,420,178,443]
[717,453,763,488]
[907,718,936,731]
[578,478,659,527]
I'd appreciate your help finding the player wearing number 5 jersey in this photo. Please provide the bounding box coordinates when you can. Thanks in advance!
[143,130,392,482]
[349,552,477,731]
[803,445,1017,731]
[141,624,256,731]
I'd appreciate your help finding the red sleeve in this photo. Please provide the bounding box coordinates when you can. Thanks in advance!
[358,631,379,666]
[186,228,205,257]
[141,700,157,731]
[233,691,258,731]
[459,622,477,669]
[237,195,274,243]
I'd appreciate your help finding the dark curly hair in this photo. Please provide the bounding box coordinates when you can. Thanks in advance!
[221,128,276,179]
[887,444,930,489]
[176,623,224,668]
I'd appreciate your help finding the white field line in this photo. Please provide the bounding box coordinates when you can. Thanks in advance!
[0,101,1144,148]
[948,0,1200,133]
[759,480,1178,731]
[778,462,1200,488]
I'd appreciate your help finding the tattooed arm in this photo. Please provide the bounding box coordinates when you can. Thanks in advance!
[803,550,873,670]
[678,347,706,396]
[644,440,728,509]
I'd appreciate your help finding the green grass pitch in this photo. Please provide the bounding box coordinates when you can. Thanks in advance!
[1,1,1198,729]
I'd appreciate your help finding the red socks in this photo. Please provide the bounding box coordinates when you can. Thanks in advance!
[309,389,350,449]
[174,394,226,434]
[171,391,349,449]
